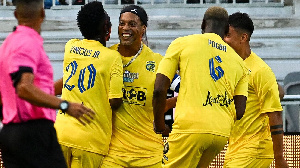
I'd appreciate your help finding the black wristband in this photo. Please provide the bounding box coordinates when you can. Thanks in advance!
[271,130,284,135]
[270,125,283,130]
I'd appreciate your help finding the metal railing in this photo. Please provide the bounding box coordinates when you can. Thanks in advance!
[282,95,300,132]
[0,0,285,7]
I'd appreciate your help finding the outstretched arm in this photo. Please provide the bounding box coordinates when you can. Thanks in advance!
[267,111,289,168]
[165,96,177,113]
[153,73,171,134]
[16,73,95,125]
[277,83,285,101]
[54,77,63,96]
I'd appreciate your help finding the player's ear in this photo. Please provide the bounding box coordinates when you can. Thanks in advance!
[142,25,146,34]
[14,9,18,20]
[241,33,249,42]
[201,19,206,34]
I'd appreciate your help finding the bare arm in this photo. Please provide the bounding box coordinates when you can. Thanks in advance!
[267,111,289,168]
[277,83,285,101]
[233,95,247,120]
[16,73,95,125]
[54,77,63,96]
[164,96,177,113]
[109,98,123,111]
[153,73,171,134]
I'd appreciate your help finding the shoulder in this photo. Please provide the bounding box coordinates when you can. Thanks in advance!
[104,47,122,58]
[66,39,80,45]
[109,44,118,51]
[143,45,163,60]
[247,52,272,73]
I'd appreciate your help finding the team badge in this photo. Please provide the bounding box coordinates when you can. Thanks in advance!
[146,61,155,72]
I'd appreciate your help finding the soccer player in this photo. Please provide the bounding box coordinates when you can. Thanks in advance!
[0,0,95,167]
[152,6,249,167]
[223,12,289,168]
[101,5,166,167]
[54,2,124,167]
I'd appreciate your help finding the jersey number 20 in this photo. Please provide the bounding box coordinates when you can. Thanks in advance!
[64,60,96,93]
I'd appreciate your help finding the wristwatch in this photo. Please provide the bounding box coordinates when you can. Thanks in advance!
[59,100,69,113]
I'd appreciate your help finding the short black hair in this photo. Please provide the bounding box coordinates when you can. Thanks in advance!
[228,12,254,37]
[77,1,106,39]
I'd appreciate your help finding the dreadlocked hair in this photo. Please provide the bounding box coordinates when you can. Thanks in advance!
[77,1,106,39]
[229,12,254,38]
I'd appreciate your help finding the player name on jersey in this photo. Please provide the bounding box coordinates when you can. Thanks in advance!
[208,39,227,52]
[69,46,101,59]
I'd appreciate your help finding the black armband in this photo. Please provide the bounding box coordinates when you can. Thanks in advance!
[10,66,33,88]
[270,125,283,130]
[271,130,284,135]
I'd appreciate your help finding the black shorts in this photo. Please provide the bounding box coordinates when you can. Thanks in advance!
[0,119,67,168]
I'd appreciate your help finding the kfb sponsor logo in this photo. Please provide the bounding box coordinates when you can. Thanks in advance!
[123,86,147,106]
[146,61,156,72]
[123,70,139,83]
[203,91,233,107]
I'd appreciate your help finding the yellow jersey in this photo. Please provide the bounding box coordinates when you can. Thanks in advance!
[157,33,249,137]
[55,39,123,155]
[107,43,164,161]
[225,51,282,159]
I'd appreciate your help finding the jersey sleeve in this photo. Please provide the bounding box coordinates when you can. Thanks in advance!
[254,67,282,113]
[109,53,123,99]
[234,65,249,97]
[157,38,182,80]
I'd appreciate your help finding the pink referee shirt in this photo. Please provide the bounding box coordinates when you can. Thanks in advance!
[0,25,56,124]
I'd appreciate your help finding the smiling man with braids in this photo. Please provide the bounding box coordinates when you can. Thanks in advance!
[54,2,123,168]
[101,5,171,168]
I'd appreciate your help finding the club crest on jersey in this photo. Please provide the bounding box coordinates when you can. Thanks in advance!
[123,70,139,83]
[146,61,156,72]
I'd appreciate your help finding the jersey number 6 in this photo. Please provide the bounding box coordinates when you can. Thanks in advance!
[209,55,224,82]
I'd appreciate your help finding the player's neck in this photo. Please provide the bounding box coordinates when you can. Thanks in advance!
[118,42,142,57]
[239,45,251,60]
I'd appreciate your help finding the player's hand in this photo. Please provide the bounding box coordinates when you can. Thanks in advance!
[66,102,95,125]
[162,124,171,137]
[275,156,289,168]
[153,121,167,134]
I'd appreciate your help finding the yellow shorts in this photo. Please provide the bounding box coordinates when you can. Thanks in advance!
[60,145,105,168]
[101,154,162,168]
[162,133,228,168]
[224,157,273,168]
